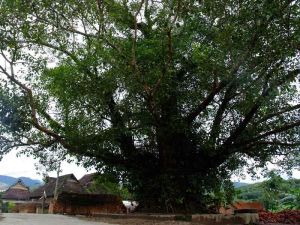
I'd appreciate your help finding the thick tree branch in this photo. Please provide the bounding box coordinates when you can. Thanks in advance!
[220,121,300,161]
[185,32,257,124]
[39,110,64,131]
[209,84,235,144]
[106,92,136,157]
[0,65,66,145]
[241,120,300,147]
[252,141,300,147]
[223,68,300,147]
[185,80,228,124]
[254,103,300,125]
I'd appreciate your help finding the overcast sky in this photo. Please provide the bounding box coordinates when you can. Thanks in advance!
[0,149,95,180]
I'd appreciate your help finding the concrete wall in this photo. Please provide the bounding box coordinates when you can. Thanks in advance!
[192,213,259,225]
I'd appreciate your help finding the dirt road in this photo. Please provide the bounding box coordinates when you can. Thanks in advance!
[0,213,116,225]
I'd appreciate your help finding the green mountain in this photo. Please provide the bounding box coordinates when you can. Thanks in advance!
[0,182,8,190]
[0,175,42,190]
[235,178,300,211]
[233,182,249,188]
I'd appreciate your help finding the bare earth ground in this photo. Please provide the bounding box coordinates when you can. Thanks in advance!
[0,213,291,225]
[85,216,292,225]
[0,213,113,225]
[1,213,191,225]
[84,217,192,225]
[89,217,295,225]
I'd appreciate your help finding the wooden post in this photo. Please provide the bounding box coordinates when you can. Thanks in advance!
[42,196,45,214]
[41,190,47,214]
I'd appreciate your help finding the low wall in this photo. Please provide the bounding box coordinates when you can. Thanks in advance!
[12,202,41,213]
[49,193,126,215]
[89,212,259,225]
[192,213,259,225]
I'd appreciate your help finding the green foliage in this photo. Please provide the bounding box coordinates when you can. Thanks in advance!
[0,94,29,132]
[286,189,300,210]
[88,173,132,200]
[1,202,16,213]
[7,202,15,212]
[237,183,263,201]
[236,174,300,211]
[261,171,285,211]
[0,0,299,212]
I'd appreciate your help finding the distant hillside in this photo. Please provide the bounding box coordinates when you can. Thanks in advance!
[233,182,249,188]
[0,175,42,189]
[235,178,300,210]
[0,181,8,190]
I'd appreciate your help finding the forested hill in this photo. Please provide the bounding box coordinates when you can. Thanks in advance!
[233,182,249,188]
[236,178,300,210]
[0,175,42,189]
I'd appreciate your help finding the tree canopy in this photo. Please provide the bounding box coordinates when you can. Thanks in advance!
[0,0,299,212]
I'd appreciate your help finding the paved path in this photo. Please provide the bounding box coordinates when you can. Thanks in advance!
[0,213,117,225]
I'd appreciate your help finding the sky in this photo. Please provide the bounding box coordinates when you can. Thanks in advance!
[0,149,95,180]
[0,149,299,182]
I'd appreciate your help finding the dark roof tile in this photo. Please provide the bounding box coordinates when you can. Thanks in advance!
[30,174,86,199]
[79,173,99,188]
[2,179,30,201]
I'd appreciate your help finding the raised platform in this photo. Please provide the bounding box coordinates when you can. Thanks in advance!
[192,213,258,225]
[88,212,259,225]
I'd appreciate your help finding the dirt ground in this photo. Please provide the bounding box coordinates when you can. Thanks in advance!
[84,216,293,225]
[85,217,191,225]
[0,213,112,225]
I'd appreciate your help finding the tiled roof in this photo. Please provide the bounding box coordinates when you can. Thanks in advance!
[2,188,30,201]
[30,174,86,199]
[79,173,98,188]
[79,173,106,194]
[1,179,30,201]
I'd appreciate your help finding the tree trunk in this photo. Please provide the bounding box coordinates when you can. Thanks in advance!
[54,164,60,200]
[132,126,210,213]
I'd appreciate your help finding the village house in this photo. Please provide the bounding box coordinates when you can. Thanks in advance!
[79,173,98,191]
[79,172,107,194]
[30,174,86,202]
[30,173,125,215]
[79,173,138,213]
[27,173,86,213]
[1,179,33,213]
[0,173,125,214]
[1,179,30,203]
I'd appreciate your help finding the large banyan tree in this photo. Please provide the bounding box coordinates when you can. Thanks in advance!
[0,0,299,212]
